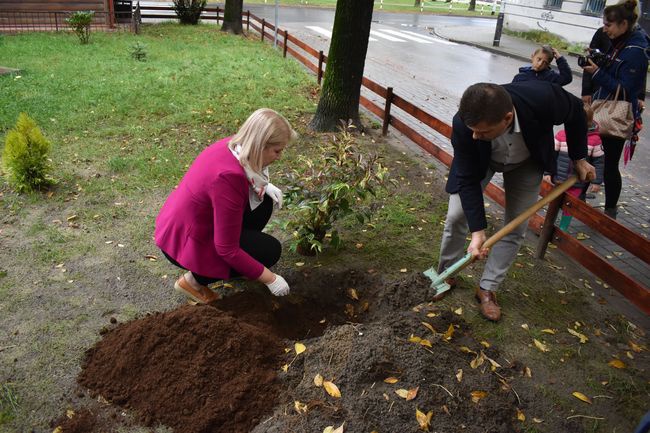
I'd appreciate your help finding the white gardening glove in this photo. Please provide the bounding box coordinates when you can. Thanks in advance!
[265,183,283,209]
[266,274,290,296]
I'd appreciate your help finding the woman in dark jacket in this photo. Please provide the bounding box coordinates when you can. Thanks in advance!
[581,0,649,219]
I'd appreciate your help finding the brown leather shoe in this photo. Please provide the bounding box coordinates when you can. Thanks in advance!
[174,276,220,304]
[475,287,501,321]
[432,277,457,302]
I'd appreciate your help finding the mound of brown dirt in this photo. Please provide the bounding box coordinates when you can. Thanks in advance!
[78,305,285,433]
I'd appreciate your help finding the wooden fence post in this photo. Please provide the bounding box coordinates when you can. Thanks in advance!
[246,11,250,31]
[382,87,394,136]
[216,6,220,24]
[317,50,324,85]
[283,31,288,58]
[261,19,265,42]
[534,193,564,259]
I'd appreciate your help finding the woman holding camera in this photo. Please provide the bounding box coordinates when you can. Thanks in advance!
[581,0,648,219]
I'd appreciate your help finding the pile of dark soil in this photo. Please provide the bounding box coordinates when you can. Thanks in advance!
[65,269,582,433]
[77,305,285,433]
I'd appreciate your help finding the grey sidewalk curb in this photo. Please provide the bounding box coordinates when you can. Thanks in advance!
[429,27,585,80]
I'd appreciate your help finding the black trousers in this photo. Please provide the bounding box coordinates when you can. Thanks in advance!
[600,135,626,209]
[162,194,281,286]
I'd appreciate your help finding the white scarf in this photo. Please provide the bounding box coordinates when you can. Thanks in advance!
[230,144,269,210]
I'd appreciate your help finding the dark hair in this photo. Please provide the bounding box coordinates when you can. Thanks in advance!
[458,83,513,126]
[534,45,554,62]
[604,0,639,27]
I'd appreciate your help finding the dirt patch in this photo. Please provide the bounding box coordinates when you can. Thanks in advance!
[77,305,285,433]
[66,269,588,433]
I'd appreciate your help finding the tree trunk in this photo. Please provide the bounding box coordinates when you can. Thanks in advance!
[414,0,421,6]
[221,0,243,34]
[468,0,476,11]
[309,0,374,132]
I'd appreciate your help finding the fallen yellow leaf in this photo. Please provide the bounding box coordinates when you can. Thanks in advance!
[459,346,476,354]
[295,342,306,355]
[52,428,63,433]
[533,417,543,423]
[323,427,334,433]
[415,408,433,431]
[629,341,643,353]
[608,359,626,369]
[294,400,308,413]
[470,353,485,369]
[384,377,399,384]
[533,339,550,352]
[568,328,589,344]
[409,335,422,344]
[281,364,289,372]
[480,341,491,348]
[541,329,556,335]
[420,339,433,348]
[66,409,75,419]
[314,374,324,387]
[456,369,463,382]
[443,324,455,341]
[347,288,359,300]
[324,381,342,398]
[525,367,532,378]
[395,389,409,399]
[572,391,592,404]
[470,390,488,403]
[516,408,526,422]
[421,322,436,334]
[454,307,463,315]
[332,422,345,433]
[406,386,419,401]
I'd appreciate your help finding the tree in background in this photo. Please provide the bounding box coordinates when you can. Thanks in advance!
[222,0,243,34]
[468,0,477,11]
[309,0,374,132]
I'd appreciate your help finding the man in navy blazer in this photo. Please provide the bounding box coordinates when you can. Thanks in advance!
[435,81,595,321]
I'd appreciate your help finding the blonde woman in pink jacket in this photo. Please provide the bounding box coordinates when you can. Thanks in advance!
[155,108,296,303]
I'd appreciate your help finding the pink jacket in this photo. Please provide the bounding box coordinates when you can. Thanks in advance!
[155,138,264,280]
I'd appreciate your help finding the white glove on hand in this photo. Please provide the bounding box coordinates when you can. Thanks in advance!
[266,183,283,209]
[266,274,290,296]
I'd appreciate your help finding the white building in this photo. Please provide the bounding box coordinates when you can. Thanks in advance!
[503,0,650,44]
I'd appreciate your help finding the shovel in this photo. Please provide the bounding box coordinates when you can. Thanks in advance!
[424,175,578,296]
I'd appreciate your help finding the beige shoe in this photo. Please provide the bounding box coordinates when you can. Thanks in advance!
[174,275,220,304]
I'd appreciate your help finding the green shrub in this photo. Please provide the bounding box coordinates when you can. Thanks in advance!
[1,113,53,193]
[504,29,570,51]
[130,41,147,61]
[66,11,94,44]
[172,0,207,25]
[283,129,393,255]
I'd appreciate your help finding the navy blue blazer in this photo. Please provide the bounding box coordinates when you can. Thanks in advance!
[445,81,588,232]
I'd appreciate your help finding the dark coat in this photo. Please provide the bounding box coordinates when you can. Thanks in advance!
[512,56,573,86]
[445,81,588,232]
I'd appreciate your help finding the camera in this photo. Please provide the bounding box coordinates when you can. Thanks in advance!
[577,49,610,67]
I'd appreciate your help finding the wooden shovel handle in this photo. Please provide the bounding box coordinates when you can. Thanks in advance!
[482,175,577,251]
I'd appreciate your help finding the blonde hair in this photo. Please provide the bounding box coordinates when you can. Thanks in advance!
[229,108,297,173]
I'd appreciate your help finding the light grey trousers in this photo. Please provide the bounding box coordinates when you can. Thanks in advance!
[438,158,543,291]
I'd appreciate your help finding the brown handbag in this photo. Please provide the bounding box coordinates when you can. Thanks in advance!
[591,85,634,139]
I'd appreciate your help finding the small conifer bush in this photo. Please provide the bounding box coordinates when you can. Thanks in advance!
[66,11,94,44]
[1,113,53,193]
